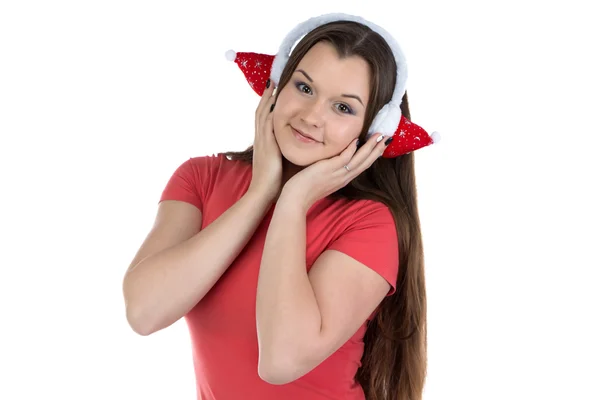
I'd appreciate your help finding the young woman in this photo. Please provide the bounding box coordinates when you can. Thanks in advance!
[123,13,436,400]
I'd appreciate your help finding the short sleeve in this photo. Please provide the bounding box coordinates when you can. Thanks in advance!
[158,155,221,213]
[327,203,400,296]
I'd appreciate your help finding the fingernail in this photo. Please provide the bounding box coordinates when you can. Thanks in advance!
[384,137,393,146]
[266,79,270,88]
[376,134,384,143]
[270,104,274,112]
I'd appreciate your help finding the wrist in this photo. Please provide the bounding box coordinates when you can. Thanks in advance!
[245,186,277,208]
[278,187,310,215]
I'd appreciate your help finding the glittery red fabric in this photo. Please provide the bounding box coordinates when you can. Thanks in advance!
[233,52,275,96]
[382,115,435,158]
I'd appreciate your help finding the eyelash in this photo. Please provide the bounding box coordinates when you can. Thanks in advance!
[294,81,355,115]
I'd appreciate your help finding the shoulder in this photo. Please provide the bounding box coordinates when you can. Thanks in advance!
[185,152,231,169]
[342,199,396,242]
[322,198,399,290]
[317,197,398,252]
[351,198,395,222]
[182,152,251,177]
[323,197,396,230]
[160,152,251,205]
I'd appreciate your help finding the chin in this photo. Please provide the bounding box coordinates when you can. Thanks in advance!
[280,146,318,167]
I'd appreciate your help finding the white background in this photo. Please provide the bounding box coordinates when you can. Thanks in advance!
[1,1,599,399]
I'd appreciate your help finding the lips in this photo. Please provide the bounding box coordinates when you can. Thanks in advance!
[291,126,318,142]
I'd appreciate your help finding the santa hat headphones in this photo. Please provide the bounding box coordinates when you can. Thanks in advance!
[225,13,440,158]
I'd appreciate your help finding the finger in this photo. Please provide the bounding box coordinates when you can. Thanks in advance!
[341,133,384,171]
[263,102,275,136]
[259,80,276,116]
[255,80,276,135]
[255,86,279,142]
[340,138,360,165]
[356,133,391,170]
[255,79,276,120]
[259,90,278,134]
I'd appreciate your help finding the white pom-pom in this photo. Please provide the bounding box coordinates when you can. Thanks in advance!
[431,131,441,143]
[225,49,236,61]
[369,103,401,135]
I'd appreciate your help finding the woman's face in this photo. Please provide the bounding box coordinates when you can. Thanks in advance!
[272,41,371,167]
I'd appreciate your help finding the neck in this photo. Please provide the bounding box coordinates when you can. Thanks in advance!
[275,157,304,201]
[281,158,302,184]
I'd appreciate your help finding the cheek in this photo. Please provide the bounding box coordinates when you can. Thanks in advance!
[274,89,295,115]
[272,107,287,135]
[327,119,364,143]
[272,91,296,128]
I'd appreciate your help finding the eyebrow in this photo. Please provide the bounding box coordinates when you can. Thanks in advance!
[295,69,365,106]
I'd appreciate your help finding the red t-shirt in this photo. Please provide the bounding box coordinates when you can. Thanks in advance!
[159,153,399,399]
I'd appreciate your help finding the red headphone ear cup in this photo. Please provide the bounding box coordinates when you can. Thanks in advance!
[227,51,275,96]
[381,115,439,158]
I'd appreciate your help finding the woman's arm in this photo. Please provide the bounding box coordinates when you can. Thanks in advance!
[123,189,272,336]
[256,195,390,384]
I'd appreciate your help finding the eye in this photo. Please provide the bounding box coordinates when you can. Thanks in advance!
[336,103,354,115]
[295,82,312,95]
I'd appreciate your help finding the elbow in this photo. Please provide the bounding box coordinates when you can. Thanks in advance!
[126,306,152,336]
[123,278,159,336]
[258,362,296,385]
[125,300,159,336]
[257,350,303,385]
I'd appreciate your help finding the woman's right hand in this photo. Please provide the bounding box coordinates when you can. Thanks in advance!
[247,80,282,202]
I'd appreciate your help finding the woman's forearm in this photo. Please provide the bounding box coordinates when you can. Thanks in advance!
[256,196,322,376]
[124,189,273,336]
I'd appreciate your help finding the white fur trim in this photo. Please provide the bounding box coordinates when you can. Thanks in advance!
[270,13,408,135]
[368,103,402,136]
[225,49,236,61]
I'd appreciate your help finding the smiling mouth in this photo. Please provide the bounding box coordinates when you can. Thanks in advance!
[291,127,318,143]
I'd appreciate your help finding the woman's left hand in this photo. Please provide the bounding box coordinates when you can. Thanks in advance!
[279,133,390,212]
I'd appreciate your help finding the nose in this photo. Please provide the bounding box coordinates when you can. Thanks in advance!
[300,100,326,128]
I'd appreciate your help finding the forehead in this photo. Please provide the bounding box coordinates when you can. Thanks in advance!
[296,41,370,97]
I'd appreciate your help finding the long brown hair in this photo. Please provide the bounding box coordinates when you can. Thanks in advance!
[225,21,427,400]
